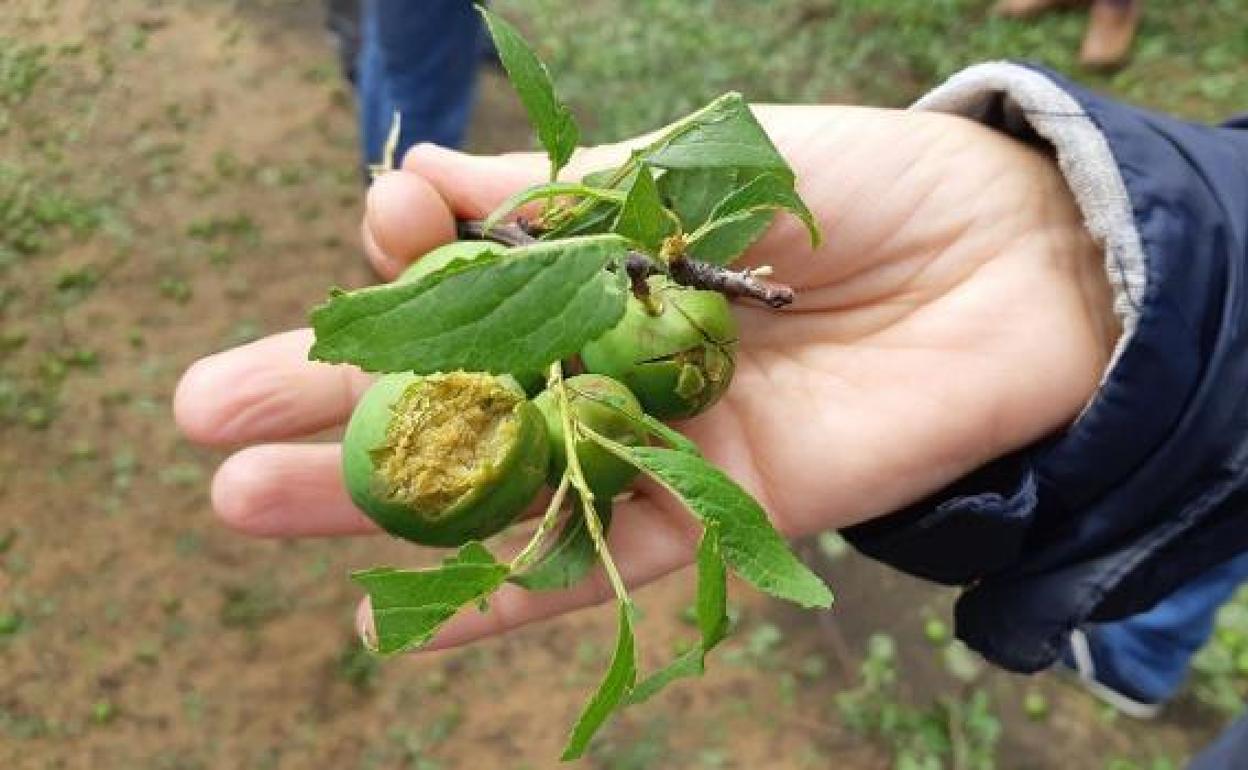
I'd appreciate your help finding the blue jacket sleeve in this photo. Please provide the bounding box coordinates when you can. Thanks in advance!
[841,63,1248,673]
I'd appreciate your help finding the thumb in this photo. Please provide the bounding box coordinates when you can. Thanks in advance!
[401,143,550,221]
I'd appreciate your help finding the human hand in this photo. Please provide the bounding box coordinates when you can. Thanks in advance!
[174,105,1118,648]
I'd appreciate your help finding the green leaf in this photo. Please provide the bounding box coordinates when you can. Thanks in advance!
[657,167,773,265]
[695,523,730,648]
[612,166,675,253]
[587,434,833,610]
[628,523,728,704]
[352,542,510,655]
[310,235,630,374]
[479,8,579,176]
[561,601,637,760]
[632,412,702,456]
[659,167,739,231]
[564,383,702,456]
[482,181,624,235]
[691,172,820,248]
[541,166,638,239]
[510,500,609,592]
[644,93,788,173]
[687,209,774,265]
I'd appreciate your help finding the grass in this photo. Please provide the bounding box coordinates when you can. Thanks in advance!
[1190,584,1248,717]
[836,633,1002,770]
[501,0,1247,142]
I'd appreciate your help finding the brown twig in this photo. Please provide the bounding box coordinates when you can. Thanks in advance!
[456,218,796,308]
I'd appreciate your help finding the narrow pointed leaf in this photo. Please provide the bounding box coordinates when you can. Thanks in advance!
[480,8,579,175]
[632,412,702,456]
[310,235,630,374]
[587,433,833,609]
[352,542,510,655]
[510,500,610,592]
[561,601,637,760]
[695,523,730,648]
[612,166,675,253]
[628,523,728,704]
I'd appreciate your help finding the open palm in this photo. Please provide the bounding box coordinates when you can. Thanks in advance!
[175,106,1116,648]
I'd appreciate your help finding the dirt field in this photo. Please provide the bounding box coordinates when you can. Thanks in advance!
[0,2,1236,768]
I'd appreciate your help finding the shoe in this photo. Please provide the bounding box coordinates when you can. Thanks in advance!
[1060,628,1164,719]
[1080,1,1141,70]
[992,0,1089,19]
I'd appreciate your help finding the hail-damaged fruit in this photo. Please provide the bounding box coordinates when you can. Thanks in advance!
[581,276,739,419]
[342,371,549,547]
[533,374,648,499]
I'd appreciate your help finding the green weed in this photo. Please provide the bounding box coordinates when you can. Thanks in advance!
[1190,584,1248,717]
[837,633,1001,770]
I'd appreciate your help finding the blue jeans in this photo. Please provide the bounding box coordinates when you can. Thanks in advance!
[356,0,483,170]
[1190,714,1248,770]
[1095,550,1248,703]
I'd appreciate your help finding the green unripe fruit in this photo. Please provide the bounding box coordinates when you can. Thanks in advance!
[396,240,507,285]
[581,276,737,419]
[342,371,549,547]
[923,618,950,647]
[1023,690,1050,721]
[532,374,647,499]
[398,241,543,395]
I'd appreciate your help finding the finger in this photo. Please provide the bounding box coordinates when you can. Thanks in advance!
[401,144,551,220]
[175,329,370,447]
[362,171,457,278]
[212,443,379,537]
[356,493,703,651]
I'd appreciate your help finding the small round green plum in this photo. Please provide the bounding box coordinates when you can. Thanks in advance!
[532,374,647,499]
[396,240,507,284]
[580,276,737,419]
[342,371,549,547]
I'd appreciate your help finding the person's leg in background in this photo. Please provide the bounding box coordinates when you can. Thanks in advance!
[1066,550,1248,717]
[1081,0,1142,69]
[1188,714,1248,770]
[356,0,484,173]
[991,0,1141,70]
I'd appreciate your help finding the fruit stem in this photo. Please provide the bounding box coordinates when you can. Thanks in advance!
[549,363,630,603]
[511,471,572,571]
[456,218,797,308]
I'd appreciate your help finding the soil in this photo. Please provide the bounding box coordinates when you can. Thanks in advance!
[0,1,1229,768]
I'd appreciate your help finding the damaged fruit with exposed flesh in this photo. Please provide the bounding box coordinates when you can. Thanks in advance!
[581,276,738,419]
[342,371,549,547]
[533,374,647,500]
